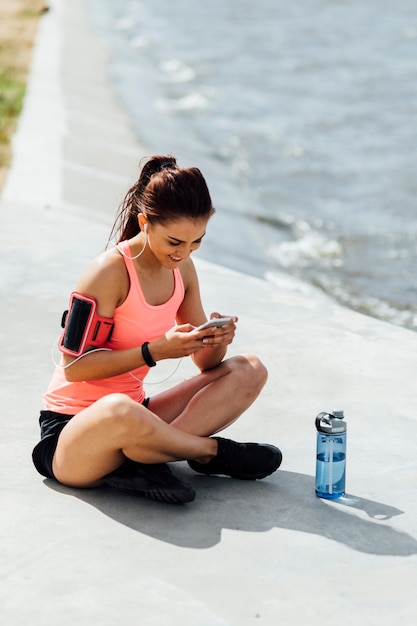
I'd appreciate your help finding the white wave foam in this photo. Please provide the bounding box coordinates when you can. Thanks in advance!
[115,17,136,31]
[269,227,342,269]
[317,276,417,329]
[159,59,196,83]
[130,35,149,50]
[156,87,215,113]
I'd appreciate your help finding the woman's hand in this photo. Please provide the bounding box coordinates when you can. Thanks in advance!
[149,323,209,360]
[192,313,238,348]
[149,314,238,362]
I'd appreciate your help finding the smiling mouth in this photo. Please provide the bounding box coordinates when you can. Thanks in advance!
[169,255,182,262]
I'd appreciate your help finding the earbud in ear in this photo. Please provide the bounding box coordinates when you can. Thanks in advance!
[144,223,148,234]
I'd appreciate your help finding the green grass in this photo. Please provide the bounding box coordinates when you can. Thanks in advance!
[0,70,25,164]
[0,0,46,180]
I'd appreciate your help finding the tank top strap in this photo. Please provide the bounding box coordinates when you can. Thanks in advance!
[116,240,139,285]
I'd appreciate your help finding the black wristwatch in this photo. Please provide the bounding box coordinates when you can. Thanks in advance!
[141,342,156,367]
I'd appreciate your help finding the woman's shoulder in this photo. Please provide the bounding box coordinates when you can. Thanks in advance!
[80,246,126,281]
[76,247,129,312]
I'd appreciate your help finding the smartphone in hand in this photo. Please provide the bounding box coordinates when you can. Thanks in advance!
[195,317,233,331]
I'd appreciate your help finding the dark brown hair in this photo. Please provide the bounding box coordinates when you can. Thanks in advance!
[109,155,215,244]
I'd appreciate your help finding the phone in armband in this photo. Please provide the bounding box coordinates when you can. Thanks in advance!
[59,292,115,357]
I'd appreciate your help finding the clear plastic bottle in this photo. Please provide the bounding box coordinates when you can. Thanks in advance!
[315,410,347,499]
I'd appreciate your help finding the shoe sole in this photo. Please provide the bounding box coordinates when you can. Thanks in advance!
[104,478,196,504]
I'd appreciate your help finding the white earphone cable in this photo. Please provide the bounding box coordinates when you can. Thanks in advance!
[51,340,112,369]
[51,339,183,384]
[115,227,148,260]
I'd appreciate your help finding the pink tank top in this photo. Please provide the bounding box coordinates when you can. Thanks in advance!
[43,241,185,414]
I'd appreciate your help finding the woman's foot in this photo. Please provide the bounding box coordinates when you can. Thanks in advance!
[103,460,196,504]
[188,437,282,480]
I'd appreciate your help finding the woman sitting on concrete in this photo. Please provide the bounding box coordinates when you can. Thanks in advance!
[32,155,282,503]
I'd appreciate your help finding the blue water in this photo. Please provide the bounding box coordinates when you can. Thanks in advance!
[316,451,346,499]
[88,0,417,331]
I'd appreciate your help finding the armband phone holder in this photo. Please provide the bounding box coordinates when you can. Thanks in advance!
[59,292,115,357]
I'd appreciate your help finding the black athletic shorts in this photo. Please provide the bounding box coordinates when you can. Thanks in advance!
[32,398,150,480]
[32,410,74,479]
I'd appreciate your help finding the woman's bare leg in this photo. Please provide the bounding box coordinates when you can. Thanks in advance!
[52,393,217,488]
[52,354,267,488]
[149,354,268,435]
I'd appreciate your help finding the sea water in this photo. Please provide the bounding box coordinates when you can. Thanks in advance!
[88,0,417,332]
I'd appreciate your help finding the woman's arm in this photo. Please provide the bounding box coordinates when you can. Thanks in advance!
[62,251,209,381]
[63,345,150,382]
[60,248,140,381]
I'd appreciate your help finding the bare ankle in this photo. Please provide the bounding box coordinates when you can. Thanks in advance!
[194,437,218,464]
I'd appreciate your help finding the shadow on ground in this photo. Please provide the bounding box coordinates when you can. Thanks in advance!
[45,465,417,556]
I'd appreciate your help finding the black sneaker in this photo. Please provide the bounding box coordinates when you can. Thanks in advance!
[103,460,196,504]
[188,437,282,480]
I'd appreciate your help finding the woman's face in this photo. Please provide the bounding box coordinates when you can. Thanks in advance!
[146,217,208,268]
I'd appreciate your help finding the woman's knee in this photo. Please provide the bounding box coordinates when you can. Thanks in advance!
[96,393,136,418]
[95,393,155,438]
[230,354,268,391]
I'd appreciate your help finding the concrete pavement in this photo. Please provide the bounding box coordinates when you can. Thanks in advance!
[1,1,417,624]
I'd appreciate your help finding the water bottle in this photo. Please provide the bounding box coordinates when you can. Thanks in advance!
[315,410,347,499]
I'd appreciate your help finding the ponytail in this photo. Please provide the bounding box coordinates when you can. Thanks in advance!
[108,155,214,246]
